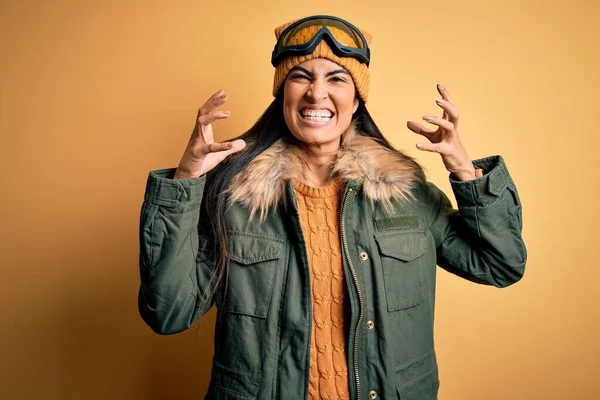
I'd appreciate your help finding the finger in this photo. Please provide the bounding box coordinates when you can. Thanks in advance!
[207,139,246,154]
[207,142,235,153]
[422,116,455,132]
[218,139,246,156]
[415,142,441,153]
[435,98,459,126]
[198,89,228,117]
[207,140,247,166]
[406,121,439,138]
[198,110,231,126]
[436,83,454,104]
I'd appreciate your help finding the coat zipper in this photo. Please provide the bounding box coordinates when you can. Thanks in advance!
[341,187,364,400]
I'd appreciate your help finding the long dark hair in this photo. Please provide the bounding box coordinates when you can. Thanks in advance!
[198,87,423,306]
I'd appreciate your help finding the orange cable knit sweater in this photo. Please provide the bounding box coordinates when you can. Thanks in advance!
[292,179,350,400]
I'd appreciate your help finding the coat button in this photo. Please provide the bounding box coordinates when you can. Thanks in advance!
[360,252,369,260]
[369,390,378,399]
[367,320,375,329]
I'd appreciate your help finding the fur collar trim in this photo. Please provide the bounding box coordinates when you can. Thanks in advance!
[226,125,423,221]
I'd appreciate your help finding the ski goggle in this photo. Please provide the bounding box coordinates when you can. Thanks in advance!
[271,15,371,67]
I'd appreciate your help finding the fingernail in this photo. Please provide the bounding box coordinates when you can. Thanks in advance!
[435,97,443,103]
[437,83,444,90]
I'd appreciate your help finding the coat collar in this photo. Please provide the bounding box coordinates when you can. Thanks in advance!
[226,124,423,221]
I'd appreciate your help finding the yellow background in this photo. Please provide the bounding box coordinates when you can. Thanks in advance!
[1,0,598,399]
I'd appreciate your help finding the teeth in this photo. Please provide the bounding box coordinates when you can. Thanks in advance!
[301,109,332,118]
[304,116,330,122]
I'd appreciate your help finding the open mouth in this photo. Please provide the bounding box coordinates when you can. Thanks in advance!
[299,108,334,123]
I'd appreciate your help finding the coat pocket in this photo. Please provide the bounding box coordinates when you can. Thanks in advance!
[226,231,284,318]
[375,230,428,311]
[206,384,257,400]
[396,365,439,400]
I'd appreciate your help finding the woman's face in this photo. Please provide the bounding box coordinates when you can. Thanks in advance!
[283,58,359,148]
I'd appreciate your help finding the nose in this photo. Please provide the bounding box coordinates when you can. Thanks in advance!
[306,80,328,102]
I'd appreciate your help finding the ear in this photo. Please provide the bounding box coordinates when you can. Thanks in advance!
[352,97,359,114]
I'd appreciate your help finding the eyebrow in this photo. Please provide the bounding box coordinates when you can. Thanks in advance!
[289,66,351,77]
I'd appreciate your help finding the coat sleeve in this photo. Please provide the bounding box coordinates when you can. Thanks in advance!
[418,155,527,287]
[138,168,216,334]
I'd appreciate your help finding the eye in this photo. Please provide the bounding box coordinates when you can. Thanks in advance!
[329,76,347,83]
[290,74,310,81]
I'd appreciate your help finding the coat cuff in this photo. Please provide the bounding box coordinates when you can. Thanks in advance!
[449,155,511,207]
[144,168,206,208]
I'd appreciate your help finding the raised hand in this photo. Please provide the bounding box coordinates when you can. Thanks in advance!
[174,90,246,180]
[407,83,477,181]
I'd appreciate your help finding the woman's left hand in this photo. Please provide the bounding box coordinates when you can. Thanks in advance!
[407,83,477,181]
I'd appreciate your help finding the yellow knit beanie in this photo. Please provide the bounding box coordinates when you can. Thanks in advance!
[272,17,373,102]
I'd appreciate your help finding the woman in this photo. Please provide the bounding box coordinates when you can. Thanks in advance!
[138,15,526,400]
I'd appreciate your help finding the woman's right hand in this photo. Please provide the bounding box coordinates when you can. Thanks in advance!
[174,90,246,179]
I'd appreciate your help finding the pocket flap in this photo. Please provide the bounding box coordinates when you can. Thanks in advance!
[227,232,284,265]
[375,231,428,262]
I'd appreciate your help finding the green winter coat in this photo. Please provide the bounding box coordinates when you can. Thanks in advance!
[138,130,526,400]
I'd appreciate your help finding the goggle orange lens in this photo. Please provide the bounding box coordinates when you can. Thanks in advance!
[281,18,365,49]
